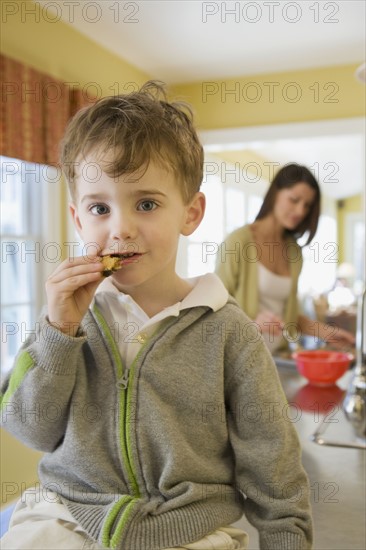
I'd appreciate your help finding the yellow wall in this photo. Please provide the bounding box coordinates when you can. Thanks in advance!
[1,0,151,93]
[1,431,43,506]
[172,65,365,130]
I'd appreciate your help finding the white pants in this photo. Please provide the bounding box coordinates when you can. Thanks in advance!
[1,487,248,550]
[165,526,248,549]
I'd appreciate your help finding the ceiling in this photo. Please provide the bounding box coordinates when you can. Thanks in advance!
[42,0,365,83]
[41,0,366,199]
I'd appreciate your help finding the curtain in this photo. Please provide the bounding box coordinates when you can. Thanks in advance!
[0,54,95,166]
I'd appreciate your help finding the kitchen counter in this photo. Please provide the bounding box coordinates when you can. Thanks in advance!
[233,364,366,549]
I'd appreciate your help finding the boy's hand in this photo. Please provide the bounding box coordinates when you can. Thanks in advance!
[46,255,104,336]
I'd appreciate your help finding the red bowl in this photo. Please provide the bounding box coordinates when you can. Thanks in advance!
[292,350,353,386]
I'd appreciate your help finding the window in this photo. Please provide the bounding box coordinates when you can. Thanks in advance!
[1,156,62,376]
[225,188,245,235]
[298,215,338,297]
[176,157,264,278]
[185,172,224,277]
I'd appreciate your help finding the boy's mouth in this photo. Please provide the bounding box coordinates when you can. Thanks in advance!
[101,252,141,277]
[111,252,142,260]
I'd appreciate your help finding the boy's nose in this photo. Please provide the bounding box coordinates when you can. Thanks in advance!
[110,213,136,241]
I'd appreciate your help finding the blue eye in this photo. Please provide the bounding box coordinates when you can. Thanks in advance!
[138,200,157,212]
[90,204,110,215]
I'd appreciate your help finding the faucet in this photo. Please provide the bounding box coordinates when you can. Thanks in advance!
[342,288,366,440]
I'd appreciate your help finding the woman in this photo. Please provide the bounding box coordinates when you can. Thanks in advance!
[216,163,355,353]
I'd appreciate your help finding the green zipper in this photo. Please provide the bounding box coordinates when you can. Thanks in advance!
[100,495,133,548]
[92,306,175,546]
[92,306,141,546]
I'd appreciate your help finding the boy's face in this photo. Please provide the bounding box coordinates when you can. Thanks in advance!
[70,156,205,299]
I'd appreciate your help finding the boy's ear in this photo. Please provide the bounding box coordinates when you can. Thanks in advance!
[181,192,206,236]
[69,203,83,234]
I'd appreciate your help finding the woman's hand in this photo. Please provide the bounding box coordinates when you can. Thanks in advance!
[46,255,104,336]
[255,310,284,337]
[321,324,356,349]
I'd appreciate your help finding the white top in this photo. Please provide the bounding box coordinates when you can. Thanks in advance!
[258,263,292,353]
[93,273,229,369]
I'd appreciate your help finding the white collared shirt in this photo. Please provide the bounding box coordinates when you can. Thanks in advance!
[93,273,228,369]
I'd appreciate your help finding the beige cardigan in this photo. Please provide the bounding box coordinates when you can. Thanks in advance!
[216,225,303,349]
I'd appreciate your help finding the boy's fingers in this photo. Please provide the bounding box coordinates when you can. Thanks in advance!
[65,254,102,266]
[49,255,102,276]
[48,260,103,282]
[47,270,102,292]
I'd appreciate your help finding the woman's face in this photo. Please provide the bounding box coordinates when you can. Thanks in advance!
[273,182,316,230]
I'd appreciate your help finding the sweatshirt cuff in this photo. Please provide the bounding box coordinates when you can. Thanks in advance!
[33,316,87,375]
[261,532,311,549]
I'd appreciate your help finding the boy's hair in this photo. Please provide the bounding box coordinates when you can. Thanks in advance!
[60,81,204,203]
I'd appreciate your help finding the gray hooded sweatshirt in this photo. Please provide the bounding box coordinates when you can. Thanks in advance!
[1,278,313,550]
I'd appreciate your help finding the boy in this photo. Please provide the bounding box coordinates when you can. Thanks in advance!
[1,82,313,549]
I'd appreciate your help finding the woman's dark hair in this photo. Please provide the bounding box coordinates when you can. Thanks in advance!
[255,163,321,245]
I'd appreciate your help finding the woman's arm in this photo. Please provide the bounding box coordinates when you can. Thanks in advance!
[297,314,355,348]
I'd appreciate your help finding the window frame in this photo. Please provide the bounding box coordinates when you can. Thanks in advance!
[1,156,63,377]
